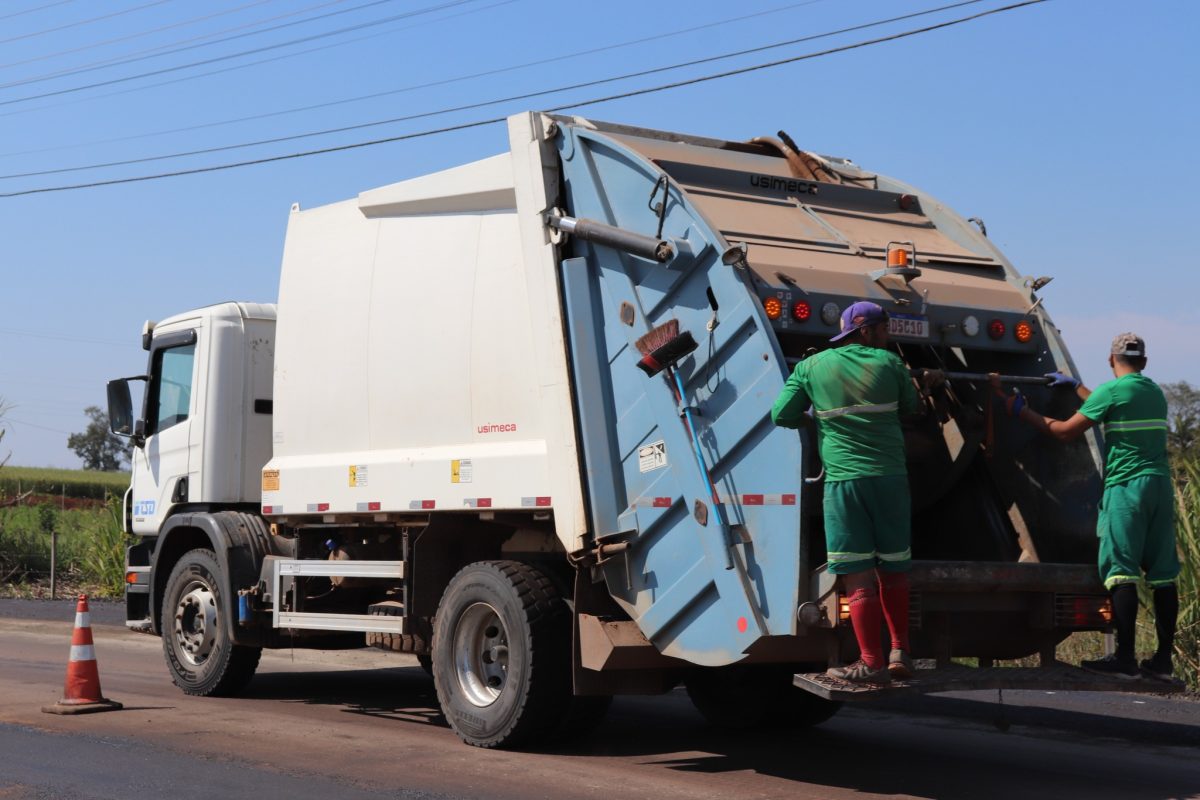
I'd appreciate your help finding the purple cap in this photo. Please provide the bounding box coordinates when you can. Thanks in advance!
[830,301,888,342]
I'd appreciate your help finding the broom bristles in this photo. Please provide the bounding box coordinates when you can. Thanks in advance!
[635,319,680,355]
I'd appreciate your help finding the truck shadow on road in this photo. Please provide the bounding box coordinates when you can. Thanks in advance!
[239,667,1199,800]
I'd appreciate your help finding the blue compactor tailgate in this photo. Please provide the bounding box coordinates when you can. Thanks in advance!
[555,123,807,665]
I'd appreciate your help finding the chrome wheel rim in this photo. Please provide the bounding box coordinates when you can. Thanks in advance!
[174,580,218,667]
[453,602,509,707]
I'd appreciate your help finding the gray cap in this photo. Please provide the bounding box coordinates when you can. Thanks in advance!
[1111,332,1146,357]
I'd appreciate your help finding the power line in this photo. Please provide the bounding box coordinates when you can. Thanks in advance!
[0,1,77,24]
[1,417,74,435]
[0,0,473,100]
[0,0,506,126]
[0,0,832,159]
[0,0,988,180]
[0,0,1049,199]
[0,0,376,89]
[0,0,175,47]
[0,0,278,74]
[0,327,127,346]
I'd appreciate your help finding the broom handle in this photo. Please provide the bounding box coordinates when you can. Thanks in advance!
[669,369,736,571]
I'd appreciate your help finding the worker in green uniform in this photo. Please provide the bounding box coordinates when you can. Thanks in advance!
[771,301,922,684]
[994,333,1179,681]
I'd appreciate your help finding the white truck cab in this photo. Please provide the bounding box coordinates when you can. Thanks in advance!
[109,302,276,535]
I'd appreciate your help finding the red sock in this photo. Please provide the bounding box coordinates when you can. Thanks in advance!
[878,570,910,651]
[847,586,885,669]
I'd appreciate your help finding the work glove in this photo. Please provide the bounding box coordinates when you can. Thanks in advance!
[1003,391,1026,418]
[1044,371,1080,389]
[917,368,946,392]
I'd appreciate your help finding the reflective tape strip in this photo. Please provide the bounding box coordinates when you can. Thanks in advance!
[828,550,876,562]
[75,612,90,629]
[408,500,436,510]
[1147,579,1177,588]
[714,493,798,506]
[1104,574,1142,589]
[520,497,552,507]
[462,498,493,508]
[815,401,899,420]
[69,644,95,662]
[355,502,382,512]
[877,549,911,562]
[1103,419,1168,433]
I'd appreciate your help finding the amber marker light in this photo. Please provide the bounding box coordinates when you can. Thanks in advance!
[126,572,138,584]
[1014,320,1034,343]
[763,296,783,320]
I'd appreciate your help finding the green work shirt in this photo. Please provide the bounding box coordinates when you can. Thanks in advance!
[771,345,918,482]
[1078,372,1170,488]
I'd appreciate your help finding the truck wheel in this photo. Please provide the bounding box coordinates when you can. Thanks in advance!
[686,665,841,730]
[432,561,571,748]
[161,548,262,697]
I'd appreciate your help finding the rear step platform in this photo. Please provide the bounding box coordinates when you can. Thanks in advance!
[795,663,1187,701]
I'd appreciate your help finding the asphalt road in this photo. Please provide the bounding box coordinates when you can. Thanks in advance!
[2,598,1198,800]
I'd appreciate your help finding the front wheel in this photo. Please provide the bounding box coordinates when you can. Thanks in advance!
[161,548,261,697]
[432,561,572,748]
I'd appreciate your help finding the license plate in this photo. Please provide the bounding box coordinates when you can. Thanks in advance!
[889,313,929,339]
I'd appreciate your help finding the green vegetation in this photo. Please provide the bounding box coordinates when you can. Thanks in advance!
[0,466,129,502]
[1169,452,1200,688]
[0,495,129,597]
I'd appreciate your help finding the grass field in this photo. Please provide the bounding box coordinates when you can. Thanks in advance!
[0,466,129,502]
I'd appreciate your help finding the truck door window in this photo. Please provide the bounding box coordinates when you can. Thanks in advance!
[148,344,195,434]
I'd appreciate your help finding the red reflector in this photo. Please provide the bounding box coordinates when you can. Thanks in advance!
[782,494,797,505]
[262,505,273,514]
[652,496,671,508]
[316,503,330,512]
[742,494,764,505]
[736,616,748,633]
[988,319,1006,340]
[535,496,552,507]
[421,500,436,510]
[367,502,381,511]
[792,301,811,322]
[477,498,492,508]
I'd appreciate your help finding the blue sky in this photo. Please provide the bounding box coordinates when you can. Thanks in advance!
[0,0,1196,468]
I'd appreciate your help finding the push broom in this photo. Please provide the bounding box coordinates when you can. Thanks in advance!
[635,320,735,570]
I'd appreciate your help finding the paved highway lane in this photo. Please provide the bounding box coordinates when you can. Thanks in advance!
[1,608,1198,800]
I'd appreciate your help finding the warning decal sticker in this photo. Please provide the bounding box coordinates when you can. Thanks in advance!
[349,465,368,488]
[638,440,667,473]
[262,469,280,492]
[451,459,473,484]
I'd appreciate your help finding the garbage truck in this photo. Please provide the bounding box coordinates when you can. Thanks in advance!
[106,111,1175,749]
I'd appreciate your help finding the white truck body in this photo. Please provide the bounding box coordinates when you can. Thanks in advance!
[263,119,588,548]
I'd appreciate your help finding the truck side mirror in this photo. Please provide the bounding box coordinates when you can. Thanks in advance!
[107,376,147,446]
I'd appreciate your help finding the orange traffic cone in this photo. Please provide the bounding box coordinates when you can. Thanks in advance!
[42,594,122,715]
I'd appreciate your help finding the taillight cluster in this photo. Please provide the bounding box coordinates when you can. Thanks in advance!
[980,316,1035,344]
[762,296,813,323]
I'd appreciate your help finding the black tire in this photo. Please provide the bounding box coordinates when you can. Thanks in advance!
[686,665,841,730]
[161,548,262,697]
[432,560,571,748]
[416,654,433,677]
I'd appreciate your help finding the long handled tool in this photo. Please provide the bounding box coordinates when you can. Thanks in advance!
[912,369,1053,386]
[634,319,768,635]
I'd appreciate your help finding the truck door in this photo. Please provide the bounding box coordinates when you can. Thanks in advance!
[130,329,198,536]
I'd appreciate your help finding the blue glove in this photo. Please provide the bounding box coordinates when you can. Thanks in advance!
[1044,371,1080,389]
[1004,392,1026,417]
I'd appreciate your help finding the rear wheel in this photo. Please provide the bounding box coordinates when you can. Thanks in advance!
[432,561,572,748]
[686,665,841,730]
[161,548,261,697]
